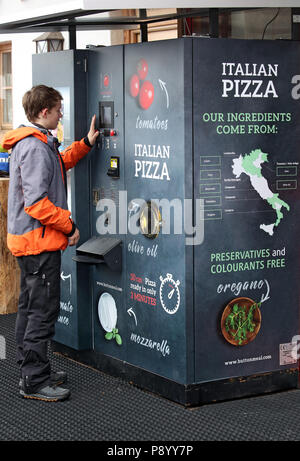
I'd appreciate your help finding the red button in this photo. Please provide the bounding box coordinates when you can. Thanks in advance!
[110,129,116,136]
[103,75,110,87]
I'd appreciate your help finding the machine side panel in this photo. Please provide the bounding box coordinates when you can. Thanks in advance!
[183,39,195,384]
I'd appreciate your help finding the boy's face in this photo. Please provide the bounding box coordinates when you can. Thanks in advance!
[42,101,63,130]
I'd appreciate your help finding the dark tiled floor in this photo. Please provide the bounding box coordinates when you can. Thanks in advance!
[1,313,300,441]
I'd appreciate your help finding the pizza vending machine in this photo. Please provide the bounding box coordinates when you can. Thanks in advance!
[33,37,300,405]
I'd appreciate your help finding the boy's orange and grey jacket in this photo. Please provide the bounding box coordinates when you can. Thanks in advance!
[2,126,91,257]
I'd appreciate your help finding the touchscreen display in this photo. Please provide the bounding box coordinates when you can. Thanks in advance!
[99,101,114,128]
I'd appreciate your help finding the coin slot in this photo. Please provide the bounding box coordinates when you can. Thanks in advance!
[139,201,161,239]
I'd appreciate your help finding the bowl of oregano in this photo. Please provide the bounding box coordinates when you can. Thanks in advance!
[221,297,262,346]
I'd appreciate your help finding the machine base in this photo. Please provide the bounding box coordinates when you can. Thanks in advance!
[52,341,298,407]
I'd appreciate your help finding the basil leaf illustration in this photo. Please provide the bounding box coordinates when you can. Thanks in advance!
[115,334,122,346]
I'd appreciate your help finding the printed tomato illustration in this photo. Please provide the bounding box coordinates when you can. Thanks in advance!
[103,74,110,87]
[137,59,148,80]
[139,80,154,110]
[129,74,140,98]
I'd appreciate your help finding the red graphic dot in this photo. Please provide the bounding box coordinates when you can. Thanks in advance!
[139,81,154,110]
[130,74,140,98]
[137,59,148,80]
[103,75,110,87]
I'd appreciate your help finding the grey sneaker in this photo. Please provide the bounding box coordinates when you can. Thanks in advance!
[50,371,67,385]
[20,385,70,402]
[19,371,67,389]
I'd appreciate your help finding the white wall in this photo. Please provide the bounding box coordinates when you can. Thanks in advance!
[0,29,111,128]
[0,33,36,128]
[0,0,85,24]
[74,30,111,50]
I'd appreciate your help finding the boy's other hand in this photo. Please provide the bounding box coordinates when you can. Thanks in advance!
[68,228,80,246]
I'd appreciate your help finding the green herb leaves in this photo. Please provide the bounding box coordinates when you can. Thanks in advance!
[105,328,122,346]
[225,301,261,345]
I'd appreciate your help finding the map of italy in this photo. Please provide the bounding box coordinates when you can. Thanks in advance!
[232,148,289,236]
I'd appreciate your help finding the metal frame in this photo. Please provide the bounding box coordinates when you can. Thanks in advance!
[0,7,299,44]
[0,8,241,37]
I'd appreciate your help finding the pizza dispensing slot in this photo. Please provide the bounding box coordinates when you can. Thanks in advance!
[72,236,122,272]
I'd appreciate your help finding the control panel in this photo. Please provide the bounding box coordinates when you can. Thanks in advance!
[98,100,119,161]
[99,101,117,136]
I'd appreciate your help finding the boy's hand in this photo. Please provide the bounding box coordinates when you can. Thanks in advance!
[87,115,99,146]
[68,228,80,246]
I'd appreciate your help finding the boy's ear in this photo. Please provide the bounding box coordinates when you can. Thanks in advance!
[40,108,48,118]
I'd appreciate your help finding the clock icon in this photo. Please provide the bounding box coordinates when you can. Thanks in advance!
[159,273,181,315]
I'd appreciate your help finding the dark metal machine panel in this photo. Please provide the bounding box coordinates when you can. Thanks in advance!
[193,38,300,382]
[87,47,126,360]
[32,50,92,350]
[123,39,192,383]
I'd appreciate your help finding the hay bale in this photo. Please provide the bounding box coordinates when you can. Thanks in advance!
[0,178,19,314]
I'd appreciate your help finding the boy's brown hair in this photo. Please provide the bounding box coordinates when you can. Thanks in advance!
[22,85,63,122]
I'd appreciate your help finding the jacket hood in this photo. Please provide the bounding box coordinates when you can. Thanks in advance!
[2,126,48,150]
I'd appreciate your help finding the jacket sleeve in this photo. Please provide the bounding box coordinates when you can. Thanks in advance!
[24,197,73,234]
[60,138,91,171]
[20,141,73,235]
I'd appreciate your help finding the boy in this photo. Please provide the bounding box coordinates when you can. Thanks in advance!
[2,85,99,401]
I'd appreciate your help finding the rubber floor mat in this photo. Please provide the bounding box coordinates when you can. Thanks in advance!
[1,313,300,441]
